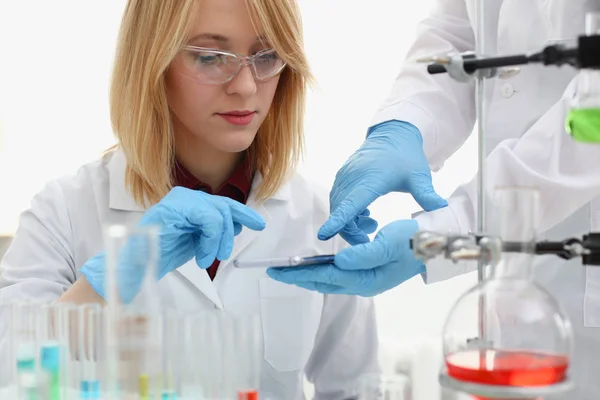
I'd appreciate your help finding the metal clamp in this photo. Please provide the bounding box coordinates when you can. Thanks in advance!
[418,51,524,82]
[417,52,498,82]
[412,231,600,266]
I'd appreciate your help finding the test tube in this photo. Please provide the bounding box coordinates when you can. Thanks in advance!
[183,312,223,399]
[78,304,102,400]
[40,341,61,400]
[216,313,262,400]
[37,303,62,400]
[113,311,161,399]
[233,314,261,400]
[0,302,15,388]
[566,11,600,142]
[160,310,183,400]
[182,313,206,398]
[206,313,224,399]
[64,303,84,395]
[356,373,409,400]
[16,342,38,400]
[103,224,162,398]
[52,302,80,399]
[11,301,44,400]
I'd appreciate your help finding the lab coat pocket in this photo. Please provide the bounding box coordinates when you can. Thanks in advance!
[259,278,321,372]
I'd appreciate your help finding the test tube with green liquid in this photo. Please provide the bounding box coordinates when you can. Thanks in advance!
[40,342,61,400]
[566,12,600,143]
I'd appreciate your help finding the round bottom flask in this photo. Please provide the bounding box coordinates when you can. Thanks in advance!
[440,187,574,400]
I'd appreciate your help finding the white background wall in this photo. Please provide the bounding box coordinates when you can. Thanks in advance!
[0,1,478,345]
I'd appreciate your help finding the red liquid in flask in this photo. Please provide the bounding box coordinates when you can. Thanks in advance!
[238,389,259,400]
[446,349,568,400]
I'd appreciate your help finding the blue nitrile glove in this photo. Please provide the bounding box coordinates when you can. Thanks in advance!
[80,186,266,301]
[268,219,424,296]
[318,120,447,245]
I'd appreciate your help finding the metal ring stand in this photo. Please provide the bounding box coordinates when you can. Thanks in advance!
[439,371,574,399]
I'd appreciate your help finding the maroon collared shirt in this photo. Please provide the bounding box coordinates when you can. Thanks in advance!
[172,157,253,280]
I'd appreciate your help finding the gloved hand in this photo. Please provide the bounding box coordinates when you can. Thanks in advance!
[318,120,447,245]
[81,186,266,301]
[268,219,424,296]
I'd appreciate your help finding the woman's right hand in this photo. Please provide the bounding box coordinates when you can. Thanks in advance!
[80,186,266,298]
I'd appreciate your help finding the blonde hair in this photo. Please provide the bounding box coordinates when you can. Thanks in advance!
[109,0,311,206]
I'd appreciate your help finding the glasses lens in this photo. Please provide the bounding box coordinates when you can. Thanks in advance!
[181,49,240,84]
[253,50,285,80]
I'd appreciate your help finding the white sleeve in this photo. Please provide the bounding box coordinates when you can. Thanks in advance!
[0,180,75,385]
[372,0,476,171]
[415,75,600,284]
[0,180,76,303]
[305,236,380,400]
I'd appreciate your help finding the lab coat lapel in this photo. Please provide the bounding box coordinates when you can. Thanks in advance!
[223,201,271,270]
[107,150,146,212]
[174,200,271,310]
[216,173,290,274]
[175,261,224,309]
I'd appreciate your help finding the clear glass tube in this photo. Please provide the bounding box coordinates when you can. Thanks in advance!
[182,313,211,399]
[182,313,262,400]
[37,304,62,400]
[11,301,42,400]
[58,303,82,395]
[103,224,162,399]
[475,0,488,284]
[0,303,14,389]
[78,303,102,400]
[160,310,183,399]
[490,186,539,280]
[234,314,261,400]
[586,11,600,35]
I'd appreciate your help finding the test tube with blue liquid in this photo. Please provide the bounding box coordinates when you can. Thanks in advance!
[78,304,102,399]
[40,341,61,400]
[12,301,41,400]
[43,303,70,399]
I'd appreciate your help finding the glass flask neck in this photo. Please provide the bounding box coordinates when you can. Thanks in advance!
[490,187,539,280]
[586,11,600,35]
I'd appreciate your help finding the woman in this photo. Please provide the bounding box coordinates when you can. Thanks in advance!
[0,0,379,398]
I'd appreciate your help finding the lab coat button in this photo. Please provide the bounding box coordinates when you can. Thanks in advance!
[501,84,514,98]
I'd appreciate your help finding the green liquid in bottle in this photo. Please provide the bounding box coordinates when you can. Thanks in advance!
[565,108,600,143]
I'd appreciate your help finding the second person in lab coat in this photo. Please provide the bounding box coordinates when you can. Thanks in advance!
[268,1,600,399]
[0,0,379,398]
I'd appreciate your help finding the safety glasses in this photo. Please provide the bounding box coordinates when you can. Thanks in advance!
[178,45,287,85]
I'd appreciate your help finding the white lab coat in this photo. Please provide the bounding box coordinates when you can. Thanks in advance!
[0,150,379,400]
[372,1,600,399]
